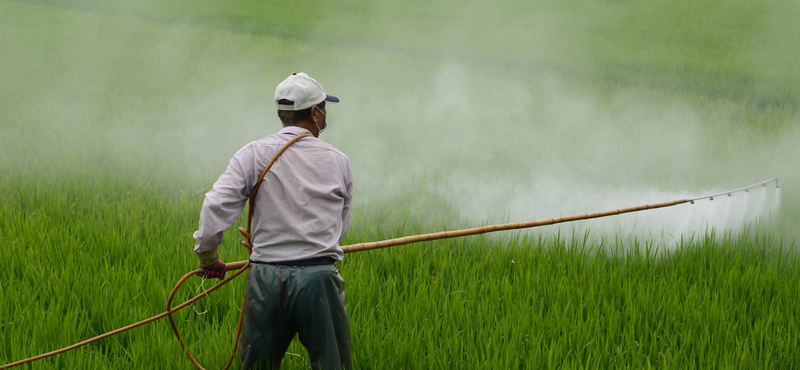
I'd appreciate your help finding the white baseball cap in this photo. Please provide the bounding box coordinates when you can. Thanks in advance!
[274,72,340,111]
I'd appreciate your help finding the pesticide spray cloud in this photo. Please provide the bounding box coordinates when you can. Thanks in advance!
[1,0,797,245]
[324,60,793,244]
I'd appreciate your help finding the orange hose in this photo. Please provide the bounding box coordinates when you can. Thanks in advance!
[166,133,310,370]
[166,262,251,370]
[0,134,310,370]
[0,264,250,370]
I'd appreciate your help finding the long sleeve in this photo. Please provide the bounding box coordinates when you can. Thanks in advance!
[340,162,353,241]
[193,155,251,264]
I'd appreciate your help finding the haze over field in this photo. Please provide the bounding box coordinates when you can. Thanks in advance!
[2,0,797,244]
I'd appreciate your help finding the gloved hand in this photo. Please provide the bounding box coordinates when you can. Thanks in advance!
[199,260,227,280]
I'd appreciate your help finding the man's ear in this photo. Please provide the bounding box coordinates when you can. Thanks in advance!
[311,106,319,123]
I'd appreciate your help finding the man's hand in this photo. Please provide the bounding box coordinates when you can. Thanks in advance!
[199,260,227,280]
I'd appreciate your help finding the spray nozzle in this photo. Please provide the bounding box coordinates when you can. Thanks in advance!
[689,178,777,204]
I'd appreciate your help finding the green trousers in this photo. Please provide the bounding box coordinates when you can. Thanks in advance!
[237,263,352,370]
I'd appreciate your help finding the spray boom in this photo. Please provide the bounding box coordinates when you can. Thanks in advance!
[690,178,779,203]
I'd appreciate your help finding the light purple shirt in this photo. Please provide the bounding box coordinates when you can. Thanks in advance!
[193,126,353,263]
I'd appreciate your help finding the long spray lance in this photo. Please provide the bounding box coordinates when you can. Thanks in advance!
[0,136,781,370]
[222,177,781,270]
[222,199,686,272]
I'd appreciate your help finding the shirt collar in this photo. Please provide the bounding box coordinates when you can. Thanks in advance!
[279,125,313,137]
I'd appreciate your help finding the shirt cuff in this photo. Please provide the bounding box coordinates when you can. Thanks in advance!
[196,249,220,266]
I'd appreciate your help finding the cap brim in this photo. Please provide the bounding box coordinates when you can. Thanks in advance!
[324,94,340,104]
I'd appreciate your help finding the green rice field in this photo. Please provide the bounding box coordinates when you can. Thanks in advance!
[1,0,799,368]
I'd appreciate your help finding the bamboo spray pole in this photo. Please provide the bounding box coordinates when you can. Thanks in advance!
[224,198,691,271]
[223,176,778,272]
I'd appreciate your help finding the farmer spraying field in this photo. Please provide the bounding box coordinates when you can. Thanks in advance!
[194,72,353,370]
[2,0,799,368]
[0,71,786,370]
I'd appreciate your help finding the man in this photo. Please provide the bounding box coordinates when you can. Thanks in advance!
[192,72,353,370]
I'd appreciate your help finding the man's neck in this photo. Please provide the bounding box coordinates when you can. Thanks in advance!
[283,122,318,137]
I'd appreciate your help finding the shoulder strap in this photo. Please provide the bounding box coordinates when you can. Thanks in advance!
[238,133,310,253]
